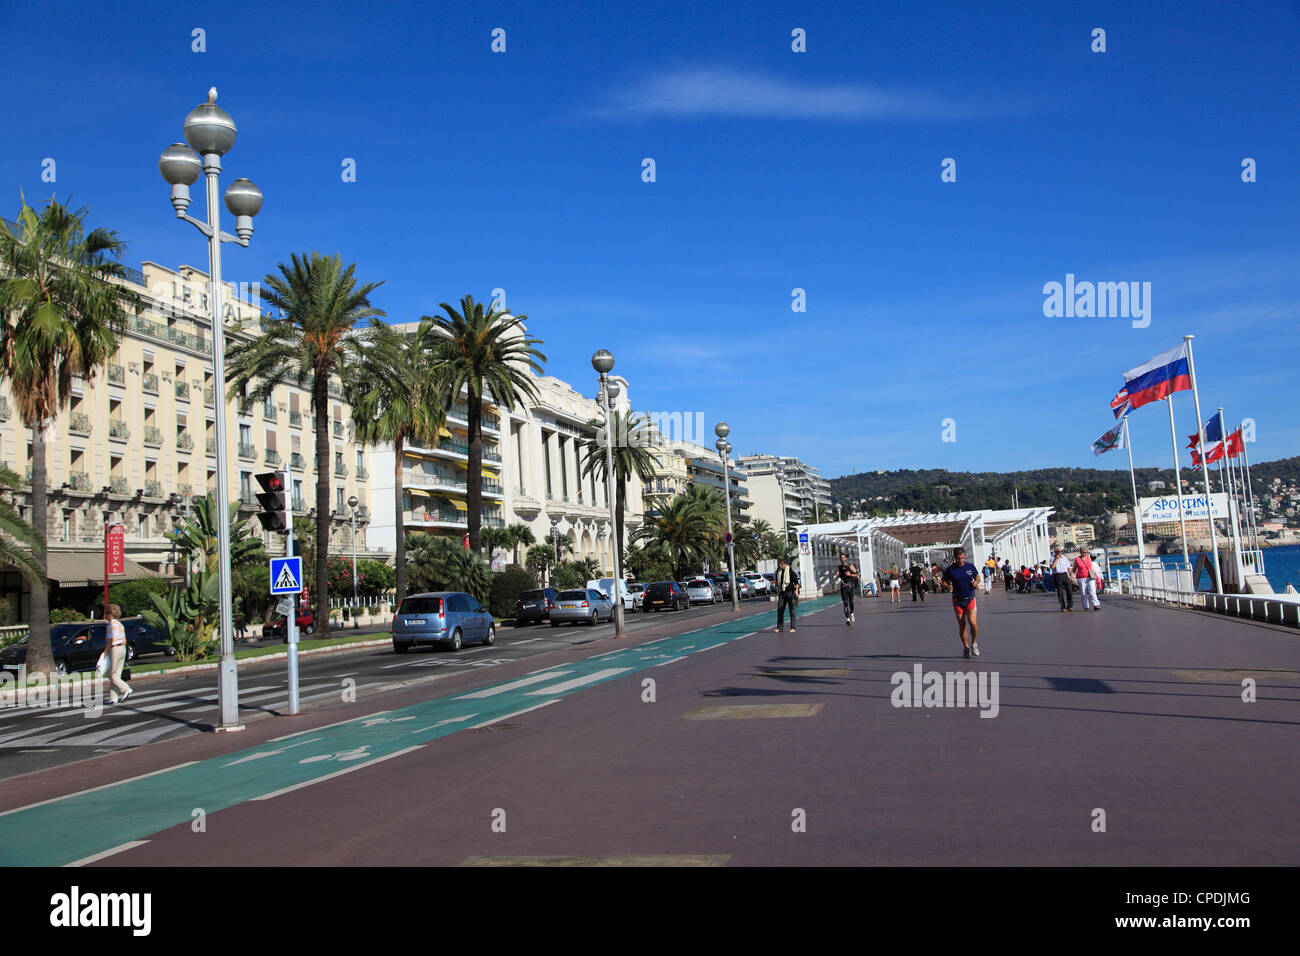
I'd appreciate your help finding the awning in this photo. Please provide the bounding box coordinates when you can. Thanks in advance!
[438,426,453,439]
[405,487,433,498]
[446,498,468,511]
[481,467,499,479]
[45,552,168,588]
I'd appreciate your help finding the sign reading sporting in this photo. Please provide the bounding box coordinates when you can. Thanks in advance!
[270,556,303,595]
[1138,493,1228,523]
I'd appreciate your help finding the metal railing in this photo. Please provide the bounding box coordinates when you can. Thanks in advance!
[144,425,164,446]
[290,452,305,471]
[109,476,130,495]
[206,436,217,455]
[335,462,348,478]
[203,386,214,406]
[332,421,344,438]
[355,465,368,480]
[175,380,189,400]
[107,364,125,385]
[1201,591,1300,627]
[291,497,307,512]
[1127,564,1196,606]
[109,418,129,440]
[263,404,277,421]
[142,372,159,393]
[68,471,92,492]
[177,432,194,451]
[266,449,282,466]
[237,442,256,460]
[70,412,92,434]
[289,410,303,428]
[144,479,164,498]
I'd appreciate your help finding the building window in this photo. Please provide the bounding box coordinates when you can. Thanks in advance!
[336,487,345,513]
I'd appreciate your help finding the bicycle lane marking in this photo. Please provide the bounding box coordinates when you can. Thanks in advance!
[0,598,835,866]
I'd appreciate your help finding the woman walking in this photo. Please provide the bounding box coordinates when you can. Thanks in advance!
[888,564,902,604]
[105,603,132,704]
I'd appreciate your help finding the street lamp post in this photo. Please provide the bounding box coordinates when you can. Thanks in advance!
[777,469,791,556]
[158,88,262,732]
[550,515,561,587]
[592,350,626,637]
[715,424,740,613]
[348,494,359,628]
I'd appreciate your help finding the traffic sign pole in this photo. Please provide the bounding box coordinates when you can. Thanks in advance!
[284,469,299,715]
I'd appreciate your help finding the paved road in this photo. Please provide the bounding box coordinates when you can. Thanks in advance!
[0,597,758,777]
[1,586,1297,866]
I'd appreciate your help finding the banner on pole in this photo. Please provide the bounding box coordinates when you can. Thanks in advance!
[105,524,126,575]
[1138,493,1228,523]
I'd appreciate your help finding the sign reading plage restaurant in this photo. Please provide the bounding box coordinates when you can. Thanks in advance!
[1138,493,1228,523]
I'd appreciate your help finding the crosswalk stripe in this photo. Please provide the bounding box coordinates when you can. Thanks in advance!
[524,668,630,695]
[455,672,571,699]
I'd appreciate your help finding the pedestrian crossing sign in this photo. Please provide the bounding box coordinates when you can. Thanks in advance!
[270,556,303,594]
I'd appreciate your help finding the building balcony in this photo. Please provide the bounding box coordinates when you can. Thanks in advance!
[404,508,467,527]
[177,432,194,452]
[332,421,344,439]
[108,419,129,441]
[237,442,256,460]
[142,372,159,394]
[70,412,92,435]
[128,314,208,353]
[289,410,303,428]
[204,386,214,406]
[109,476,130,496]
[290,452,305,471]
[404,469,466,494]
[263,404,277,421]
[107,364,125,386]
[355,465,368,481]
[266,449,282,467]
[144,426,164,447]
[68,471,92,493]
[239,490,258,508]
[291,496,307,513]
[482,447,502,464]
[0,397,9,421]
[335,462,348,478]
[144,479,164,499]
[482,480,504,497]
[328,381,344,400]
[206,436,216,455]
[175,380,189,401]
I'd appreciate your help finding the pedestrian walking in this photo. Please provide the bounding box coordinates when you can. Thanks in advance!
[1051,547,1074,611]
[888,564,902,603]
[909,562,926,602]
[772,558,800,633]
[983,556,996,594]
[942,547,982,658]
[105,603,132,704]
[1073,545,1101,610]
[835,554,859,624]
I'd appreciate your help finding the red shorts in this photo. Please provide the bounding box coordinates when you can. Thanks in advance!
[952,598,976,617]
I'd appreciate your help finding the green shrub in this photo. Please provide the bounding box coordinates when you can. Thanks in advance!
[50,607,88,624]
[489,565,537,618]
[105,579,174,618]
[554,563,586,590]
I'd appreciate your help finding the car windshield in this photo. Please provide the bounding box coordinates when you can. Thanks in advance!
[399,597,443,615]
[558,590,588,600]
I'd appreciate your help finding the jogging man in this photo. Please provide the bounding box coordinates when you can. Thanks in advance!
[835,554,859,624]
[942,547,982,658]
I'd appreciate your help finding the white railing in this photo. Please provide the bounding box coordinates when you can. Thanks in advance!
[0,624,30,648]
[1202,591,1300,627]
[1127,563,1196,606]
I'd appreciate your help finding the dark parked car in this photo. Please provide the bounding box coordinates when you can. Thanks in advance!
[0,618,171,677]
[513,588,559,626]
[643,581,688,612]
[706,573,733,599]
[392,592,495,653]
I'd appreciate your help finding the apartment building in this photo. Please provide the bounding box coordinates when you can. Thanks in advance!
[736,454,831,532]
[0,260,374,619]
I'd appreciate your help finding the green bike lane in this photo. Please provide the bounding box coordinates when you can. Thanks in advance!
[0,598,834,866]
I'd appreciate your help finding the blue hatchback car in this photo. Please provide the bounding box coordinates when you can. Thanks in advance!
[391,591,496,653]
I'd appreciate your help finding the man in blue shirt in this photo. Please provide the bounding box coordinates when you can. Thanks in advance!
[941,547,982,659]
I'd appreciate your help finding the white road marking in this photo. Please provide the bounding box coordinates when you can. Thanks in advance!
[524,668,630,695]
[409,715,477,734]
[469,699,557,728]
[252,746,424,801]
[222,736,324,767]
[66,840,151,867]
[654,657,686,667]
[269,712,388,743]
[509,637,544,645]
[455,672,572,699]
[0,762,198,817]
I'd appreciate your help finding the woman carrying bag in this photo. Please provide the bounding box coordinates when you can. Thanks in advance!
[104,604,133,704]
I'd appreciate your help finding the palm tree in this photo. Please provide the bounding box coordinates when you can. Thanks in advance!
[350,319,446,605]
[424,295,545,555]
[0,465,44,588]
[0,196,139,675]
[226,252,383,635]
[507,522,535,566]
[405,531,489,599]
[580,411,657,572]
[480,524,512,563]
[633,495,713,579]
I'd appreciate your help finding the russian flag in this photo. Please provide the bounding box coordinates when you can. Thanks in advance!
[1121,342,1192,410]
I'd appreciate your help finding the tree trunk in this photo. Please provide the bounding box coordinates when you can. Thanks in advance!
[467,389,482,555]
[26,424,53,677]
[394,433,406,605]
[315,376,331,637]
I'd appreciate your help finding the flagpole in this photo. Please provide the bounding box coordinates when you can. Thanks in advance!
[1185,335,1223,594]
[1166,397,1191,567]
[1122,416,1144,561]
[1241,430,1262,569]
[1219,406,1243,585]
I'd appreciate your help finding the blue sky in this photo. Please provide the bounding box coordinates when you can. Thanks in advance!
[4,0,1298,479]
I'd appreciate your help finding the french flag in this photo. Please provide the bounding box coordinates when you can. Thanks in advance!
[1121,342,1192,410]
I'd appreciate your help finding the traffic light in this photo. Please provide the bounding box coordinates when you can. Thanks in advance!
[255,471,289,533]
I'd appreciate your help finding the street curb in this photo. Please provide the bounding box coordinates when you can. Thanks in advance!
[0,635,393,708]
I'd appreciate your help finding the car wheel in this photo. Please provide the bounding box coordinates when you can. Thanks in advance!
[305,623,316,635]
[125,643,137,662]
[483,625,496,647]
[56,659,69,676]
[448,629,463,651]
[393,641,410,654]
[589,611,598,626]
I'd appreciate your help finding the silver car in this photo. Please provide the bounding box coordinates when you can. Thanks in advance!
[549,588,615,627]
[682,577,720,604]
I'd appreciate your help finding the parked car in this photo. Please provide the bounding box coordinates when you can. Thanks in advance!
[392,592,496,653]
[643,581,688,612]
[682,577,720,605]
[744,572,770,596]
[761,572,778,594]
[734,576,756,599]
[0,617,172,677]
[706,573,733,599]
[263,605,316,639]
[586,578,638,613]
[513,587,559,626]
[626,582,647,611]
[551,589,615,626]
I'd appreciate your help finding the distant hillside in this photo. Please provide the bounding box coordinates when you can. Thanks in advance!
[828,456,1300,523]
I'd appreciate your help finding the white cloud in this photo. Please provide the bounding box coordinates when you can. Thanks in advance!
[589,66,1024,122]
